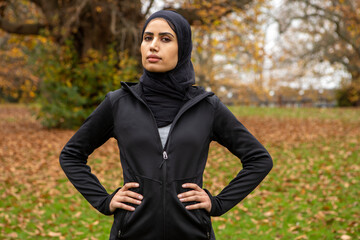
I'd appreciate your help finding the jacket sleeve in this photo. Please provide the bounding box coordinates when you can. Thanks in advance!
[59,93,119,215]
[207,97,273,217]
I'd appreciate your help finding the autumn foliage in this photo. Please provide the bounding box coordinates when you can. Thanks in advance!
[31,40,139,128]
[0,34,40,102]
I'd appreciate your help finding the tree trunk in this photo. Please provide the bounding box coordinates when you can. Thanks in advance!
[62,0,144,60]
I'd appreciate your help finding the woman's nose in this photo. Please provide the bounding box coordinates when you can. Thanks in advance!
[150,38,159,51]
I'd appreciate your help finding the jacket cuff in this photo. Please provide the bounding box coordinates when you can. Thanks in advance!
[103,187,121,215]
[204,189,221,217]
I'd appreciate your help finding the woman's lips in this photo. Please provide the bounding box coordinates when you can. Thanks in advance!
[147,55,161,63]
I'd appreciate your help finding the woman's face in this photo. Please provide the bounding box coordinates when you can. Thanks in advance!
[141,18,178,72]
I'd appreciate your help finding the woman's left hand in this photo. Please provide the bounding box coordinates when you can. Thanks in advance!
[177,183,212,213]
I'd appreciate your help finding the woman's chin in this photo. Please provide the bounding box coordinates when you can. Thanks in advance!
[144,66,172,73]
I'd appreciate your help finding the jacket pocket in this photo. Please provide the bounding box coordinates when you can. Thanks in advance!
[114,209,130,239]
[112,174,144,240]
[111,174,163,240]
[167,178,212,240]
[195,209,212,239]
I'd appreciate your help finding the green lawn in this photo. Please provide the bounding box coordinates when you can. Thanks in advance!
[229,105,359,123]
[1,105,359,239]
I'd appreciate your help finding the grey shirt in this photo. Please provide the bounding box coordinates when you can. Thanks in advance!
[158,124,171,148]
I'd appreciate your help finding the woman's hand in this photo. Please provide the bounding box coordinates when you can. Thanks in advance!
[177,183,212,213]
[109,182,143,213]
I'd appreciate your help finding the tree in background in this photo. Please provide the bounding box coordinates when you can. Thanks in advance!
[0,0,255,60]
[192,0,270,105]
[1,0,271,127]
[272,0,360,106]
[29,40,139,128]
[0,1,42,102]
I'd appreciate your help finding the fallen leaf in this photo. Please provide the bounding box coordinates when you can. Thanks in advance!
[48,231,62,237]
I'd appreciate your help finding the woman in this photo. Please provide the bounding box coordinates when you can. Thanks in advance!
[60,10,273,240]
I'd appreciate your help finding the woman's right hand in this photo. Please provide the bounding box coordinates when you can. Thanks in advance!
[109,182,143,213]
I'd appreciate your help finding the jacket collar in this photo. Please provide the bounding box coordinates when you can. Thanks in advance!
[121,82,213,101]
[121,82,214,152]
[121,82,142,97]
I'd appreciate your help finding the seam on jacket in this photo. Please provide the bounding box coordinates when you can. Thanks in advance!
[132,173,163,184]
[108,88,131,104]
[169,174,203,183]
[107,88,134,142]
[206,95,219,141]
[105,93,115,139]
[204,95,218,108]
[211,96,235,144]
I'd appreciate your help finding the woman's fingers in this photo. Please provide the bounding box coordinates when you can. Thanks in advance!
[182,183,201,190]
[109,182,143,213]
[111,201,137,211]
[179,194,206,203]
[184,202,208,210]
[118,182,143,199]
[178,190,197,198]
[122,182,140,191]
[118,189,143,200]
[177,183,212,213]
[115,195,142,205]
[111,182,212,214]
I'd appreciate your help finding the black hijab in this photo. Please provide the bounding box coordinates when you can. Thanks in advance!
[140,10,195,127]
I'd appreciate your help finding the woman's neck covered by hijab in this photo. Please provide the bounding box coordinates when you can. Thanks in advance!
[140,10,195,128]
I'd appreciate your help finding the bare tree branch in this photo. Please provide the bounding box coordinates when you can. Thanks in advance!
[0,0,9,17]
[168,0,254,25]
[28,0,42,7]
[333,20,360,58]
[111,9,129,36]
[227,0,253,9]
[0,16,46,34]
[62,0,89,37]
[281,0,360,58]
[28,0,58,10]
[301,0,341,19]
[110,8,120,35]
[144,0,154,17]
[28,0,58,24]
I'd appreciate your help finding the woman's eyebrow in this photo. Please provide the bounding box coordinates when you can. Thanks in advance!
[144,32,175,38]
[159,32,175,38]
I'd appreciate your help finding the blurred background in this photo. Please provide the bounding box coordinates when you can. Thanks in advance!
[0,0,359,127]
[0,0,359,239]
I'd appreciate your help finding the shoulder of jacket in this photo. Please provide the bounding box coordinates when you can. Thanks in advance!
[106,87,131,104]
[188,86,219,105]
[204,93,221,108]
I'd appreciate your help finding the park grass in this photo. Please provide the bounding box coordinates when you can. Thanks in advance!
[228,105,359,123]
[0,104,359,239]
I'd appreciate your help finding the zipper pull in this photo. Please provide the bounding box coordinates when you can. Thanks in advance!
[159,151,168,168]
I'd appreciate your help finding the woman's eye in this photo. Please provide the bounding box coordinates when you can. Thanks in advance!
[161,37,171,42]
[144,36,152,41]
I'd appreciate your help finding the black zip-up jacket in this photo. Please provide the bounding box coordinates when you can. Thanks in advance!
[59,82,273,240]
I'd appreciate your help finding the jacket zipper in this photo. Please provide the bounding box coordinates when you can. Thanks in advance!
[162,151,168,239]
[122,83,170,239]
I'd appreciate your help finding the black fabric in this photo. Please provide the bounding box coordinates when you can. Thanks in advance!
[60,82,273,240]
[140,72,186,127]
[140,10,195,127]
